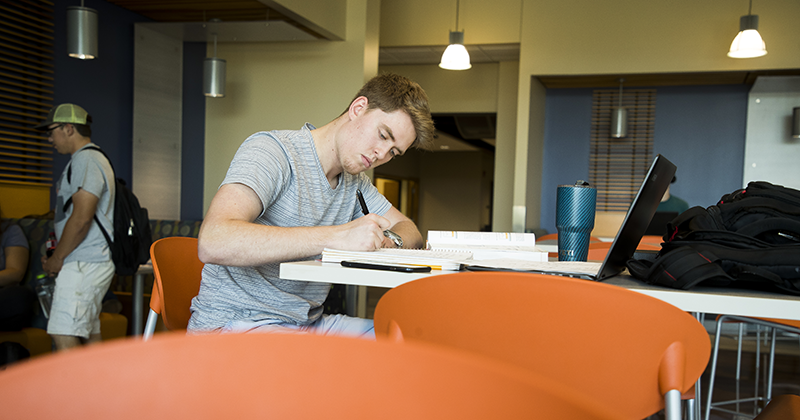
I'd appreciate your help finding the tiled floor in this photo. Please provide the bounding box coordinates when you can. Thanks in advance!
[701,337,800,420]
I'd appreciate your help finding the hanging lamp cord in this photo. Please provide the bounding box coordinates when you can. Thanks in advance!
[455,0,460,31]
[213,34,218,58]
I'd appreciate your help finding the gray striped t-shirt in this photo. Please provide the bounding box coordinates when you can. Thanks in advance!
[188,123,391,331]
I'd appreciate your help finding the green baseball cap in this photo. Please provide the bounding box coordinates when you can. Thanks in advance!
[35,103,91,130]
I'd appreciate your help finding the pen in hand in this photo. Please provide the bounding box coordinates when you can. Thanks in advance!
[356,189,403,247]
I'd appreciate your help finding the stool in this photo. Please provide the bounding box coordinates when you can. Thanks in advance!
[99,312,128,341]
[705,315,800,420]
[0,328,52,357]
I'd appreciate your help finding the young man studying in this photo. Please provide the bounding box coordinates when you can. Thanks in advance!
[189,73,435,338]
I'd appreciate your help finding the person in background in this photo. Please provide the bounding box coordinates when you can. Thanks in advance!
[0,205,33,331]
[657,175,689,214]
[35,104,115,351]
[190,73,434,338]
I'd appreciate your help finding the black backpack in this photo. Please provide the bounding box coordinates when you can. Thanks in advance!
[63,145,153,276]
[627,181,800,295]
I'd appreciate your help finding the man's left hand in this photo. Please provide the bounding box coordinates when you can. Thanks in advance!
[42,254,63,277]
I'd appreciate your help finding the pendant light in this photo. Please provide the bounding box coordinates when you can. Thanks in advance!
[203,33,226,98]
[611,78,627,139]
[728,0,767,58]
[67,1,98,59]
[439,0,471,71]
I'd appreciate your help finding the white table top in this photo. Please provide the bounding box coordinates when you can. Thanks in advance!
[279,260,800,321]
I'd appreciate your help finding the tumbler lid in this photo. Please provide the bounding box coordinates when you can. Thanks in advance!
[557,180,594,188]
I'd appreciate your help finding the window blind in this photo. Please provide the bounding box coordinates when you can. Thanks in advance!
[0,0,54,187]
[589,88,656,212]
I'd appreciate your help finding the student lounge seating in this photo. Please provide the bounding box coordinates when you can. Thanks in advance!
[143,237,203,340]
[0,332,620,419]
[374,271,711,420]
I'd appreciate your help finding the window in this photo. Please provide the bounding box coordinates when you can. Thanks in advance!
[589,88,656,212]
[0,0,54,188]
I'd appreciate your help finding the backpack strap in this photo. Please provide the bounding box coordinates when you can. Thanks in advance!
[61,145,115,248]
[626,246,733,290]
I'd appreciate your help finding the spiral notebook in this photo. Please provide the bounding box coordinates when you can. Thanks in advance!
[468,154,677,281]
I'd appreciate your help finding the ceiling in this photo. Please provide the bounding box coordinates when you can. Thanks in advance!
[107,0,800,151]
[107,0,800,86]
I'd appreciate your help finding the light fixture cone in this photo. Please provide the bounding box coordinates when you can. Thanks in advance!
[728,15,766,58]
[611,107,628,138]
[439,31,471,70]
[728,29,767,58]
[67,6,98,59]
[203,57,226,98]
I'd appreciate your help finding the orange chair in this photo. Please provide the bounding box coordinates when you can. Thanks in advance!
[587,241,613,261]
[142,237,204,340]
[705,315,800,420]
[639,234,664,248]
[753,394,800,419]
[374,271,710,420]
[0,332,620,420]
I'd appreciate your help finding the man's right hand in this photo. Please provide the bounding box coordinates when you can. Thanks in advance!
[329,214,392,251]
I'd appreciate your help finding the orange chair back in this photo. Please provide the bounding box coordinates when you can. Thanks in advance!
[149,237,203,331]
[374,271,710,420]
[0,332,619,420]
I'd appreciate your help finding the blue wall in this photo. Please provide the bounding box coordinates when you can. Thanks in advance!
[181,43,207,221]
[52,0,205,220]
[539,84,751,234]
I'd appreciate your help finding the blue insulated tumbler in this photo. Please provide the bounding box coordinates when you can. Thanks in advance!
[556,181,597,261]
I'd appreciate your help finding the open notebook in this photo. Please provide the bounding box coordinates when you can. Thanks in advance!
[468,154,677,281]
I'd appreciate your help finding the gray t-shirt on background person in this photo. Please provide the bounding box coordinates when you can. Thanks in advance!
[54,143,115,264]
[188,123,392,332]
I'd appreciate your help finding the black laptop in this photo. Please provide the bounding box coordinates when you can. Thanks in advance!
[467,154,677,281]
[645,211,679,236]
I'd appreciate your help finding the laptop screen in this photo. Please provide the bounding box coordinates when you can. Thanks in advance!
[596,154,677,280]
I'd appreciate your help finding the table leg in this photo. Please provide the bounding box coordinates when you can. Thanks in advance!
[133,272,144,335]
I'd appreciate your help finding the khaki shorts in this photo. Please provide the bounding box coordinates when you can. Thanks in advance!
[47,260,115,339]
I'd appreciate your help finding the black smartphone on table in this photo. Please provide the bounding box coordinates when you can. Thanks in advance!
[341,261,432,273]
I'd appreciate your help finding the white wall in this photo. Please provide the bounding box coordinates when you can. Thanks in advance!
[203,0,380,212]
[743,76,800,189]
[132,25,183,220]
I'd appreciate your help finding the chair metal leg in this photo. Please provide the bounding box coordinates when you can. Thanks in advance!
[143,309,159,341]
[705,316,726,420]
[735,323,743,413]
[766,327,777,402]
[686,397,696,420]
[754,326,762,417]
[665,389,682,420]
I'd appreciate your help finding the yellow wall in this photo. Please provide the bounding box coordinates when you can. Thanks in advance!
[203,0,380,212]
[0,184,50,218]
[380,0,522,46]
[513,0,800,231]
[272,0,347,40]
[203,0,800,230]
[523,0,800,76]
[379,63,499,113]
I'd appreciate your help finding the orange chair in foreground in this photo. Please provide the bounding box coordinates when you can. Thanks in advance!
[374,271,710,420]
[0,332,620,420]
[143,237,204,340]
